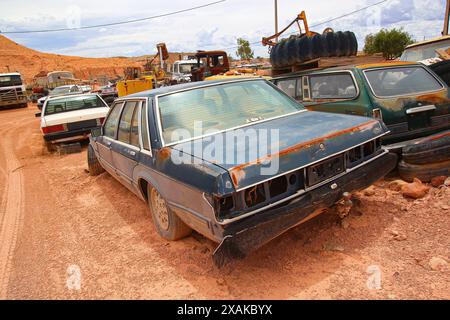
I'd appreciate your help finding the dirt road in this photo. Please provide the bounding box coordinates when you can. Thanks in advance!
[0,105,449,299]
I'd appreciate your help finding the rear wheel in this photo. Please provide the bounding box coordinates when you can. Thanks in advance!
[148,186,192,241]
[87,144,105,176]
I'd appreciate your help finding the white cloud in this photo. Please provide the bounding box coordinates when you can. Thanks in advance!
[0,0,446,58]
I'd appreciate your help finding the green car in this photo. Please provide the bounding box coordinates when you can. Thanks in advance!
[273,61,450,182]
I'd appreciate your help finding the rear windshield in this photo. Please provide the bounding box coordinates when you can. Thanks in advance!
[44,95,107,116]
[365,66,443,97]
[0,75,22,88]
[158,80,303,145]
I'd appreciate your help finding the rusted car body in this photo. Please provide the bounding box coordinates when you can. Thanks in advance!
[272,62,450,150]
[88,78,396,266]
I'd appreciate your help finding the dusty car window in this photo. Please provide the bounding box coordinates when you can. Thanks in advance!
[277,79,296,98]
[400,39,450,61]
[158,80,303,145]
[365,66,443,97]
[310,73,357,99]
[104,102,123,139]
[44,95,107,116]
[118,102,136,144]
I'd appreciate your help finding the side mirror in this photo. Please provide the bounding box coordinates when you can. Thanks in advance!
[91,127,102,138]
[35,112,41,117]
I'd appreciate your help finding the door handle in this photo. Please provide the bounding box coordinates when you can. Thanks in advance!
[128,150,136,156]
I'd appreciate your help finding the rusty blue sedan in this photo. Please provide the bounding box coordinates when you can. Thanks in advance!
[87,78,397,267]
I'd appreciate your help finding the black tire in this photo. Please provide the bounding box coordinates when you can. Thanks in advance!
[336,31,349,57]
[270,44,280,68]
[45,140,56,153]
[285,37,298,66]
[402,135,450,165]
[298,36,313,62]
[87,144,105,176]
[310,34,323,59]
[325,32,338,57]
[398,159,450,183]
[346,31,358,56]
[148,186,192,241]
[277,40,290,67]
[320,33,331,57]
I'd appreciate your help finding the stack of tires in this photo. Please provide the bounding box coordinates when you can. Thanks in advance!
[270,31,358,69]
[398,133,450,182]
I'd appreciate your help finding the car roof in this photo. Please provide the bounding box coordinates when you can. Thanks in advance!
[122,78,265,99]
[405,35,450,49]
[46,93,99,102]
[271,61,421,79]
[0,72,21,77]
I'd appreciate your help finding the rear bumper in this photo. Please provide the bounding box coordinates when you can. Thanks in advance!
[44,127,98,143]
[385,129,450,153]
[212,151,398,267]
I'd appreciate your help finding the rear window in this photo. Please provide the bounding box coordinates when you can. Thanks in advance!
[365,66,443,97]
[400,39,450,61]
[310,73,357,99]
[44,95,107,116]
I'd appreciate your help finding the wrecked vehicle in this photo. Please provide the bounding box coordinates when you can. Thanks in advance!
[87,78,396,267]
[273,62,450,181]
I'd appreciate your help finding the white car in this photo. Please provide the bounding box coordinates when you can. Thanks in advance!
[37,93,110,150]
[37,85,83,110]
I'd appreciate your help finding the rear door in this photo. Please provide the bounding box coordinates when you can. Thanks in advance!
[363,65,450,140]
[110,100,141,187]
[97,101,124,173]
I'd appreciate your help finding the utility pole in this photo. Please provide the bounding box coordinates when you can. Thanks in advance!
[275,0,279,42]
[444,0,450,36]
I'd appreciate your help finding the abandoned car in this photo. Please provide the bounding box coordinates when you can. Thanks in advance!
[37,93,110,151]
[273,62,450,181]
[87,78,397,267]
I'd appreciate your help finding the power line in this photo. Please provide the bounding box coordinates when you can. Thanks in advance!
[0,0,226,34]
[208,0,391,51]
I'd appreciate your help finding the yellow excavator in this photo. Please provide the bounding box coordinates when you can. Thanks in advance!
[117,43,169,97]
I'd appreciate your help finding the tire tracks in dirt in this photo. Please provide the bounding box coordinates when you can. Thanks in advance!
[0,114,30,299]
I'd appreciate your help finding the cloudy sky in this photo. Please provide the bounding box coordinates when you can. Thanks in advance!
[0,0,447,58]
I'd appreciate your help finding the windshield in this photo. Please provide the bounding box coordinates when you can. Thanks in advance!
[365,66,443,97]
[179,64,195,74]
[158,80,303,145]
[400,39,450,61]
[0,75,22,88]
[44,95,107,116]
[50,86,78,95]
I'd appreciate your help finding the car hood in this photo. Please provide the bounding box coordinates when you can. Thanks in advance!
[42,107,109,127]
[171,111,387,191]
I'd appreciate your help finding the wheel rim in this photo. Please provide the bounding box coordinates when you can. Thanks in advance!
[151,189,169,231]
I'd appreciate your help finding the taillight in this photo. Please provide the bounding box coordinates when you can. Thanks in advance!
[42,124,66,134]
[99,117,105,124]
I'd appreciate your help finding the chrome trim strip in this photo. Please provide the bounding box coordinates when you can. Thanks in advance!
[362,65,446,99]
[406,105,437,114]
[218,148,389,225]
[234,131,389,192]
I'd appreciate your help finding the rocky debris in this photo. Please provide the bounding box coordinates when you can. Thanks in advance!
[340,218,350,229]
[389,230,407,241]
[429,256,448,271]
[388,180,408,192]
[363,186,376,196]
[335,192,353,219]
[445,177,450,187]
[323,242,345,252]
[400,178,430,199]
[431,176,448,188]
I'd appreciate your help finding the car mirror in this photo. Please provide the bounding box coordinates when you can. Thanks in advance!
[35,112,41,117]
[91,127,102,138]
